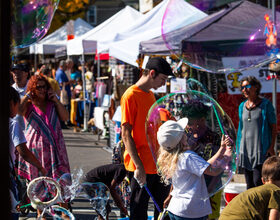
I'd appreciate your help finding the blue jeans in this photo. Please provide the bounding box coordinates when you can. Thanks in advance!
[168,212,207,220]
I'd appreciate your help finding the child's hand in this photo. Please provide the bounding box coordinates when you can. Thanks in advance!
[221,135,233,148]
[16,204,21,212]
[219,135,233,158]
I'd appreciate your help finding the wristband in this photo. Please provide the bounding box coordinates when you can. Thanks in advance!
[26,93,31,99]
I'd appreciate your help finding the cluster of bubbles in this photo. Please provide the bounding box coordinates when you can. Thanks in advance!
[146,89,238,199]
[27,169,110,220]
[161,0,280,73]
[11,0,59,48]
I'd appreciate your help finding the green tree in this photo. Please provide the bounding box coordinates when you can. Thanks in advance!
[48,0,91,35]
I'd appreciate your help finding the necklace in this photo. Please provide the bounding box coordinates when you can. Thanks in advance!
[248,109,252,122]
[247,98,260,122]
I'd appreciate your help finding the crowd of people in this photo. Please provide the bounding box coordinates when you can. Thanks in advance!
[9,57,280,220]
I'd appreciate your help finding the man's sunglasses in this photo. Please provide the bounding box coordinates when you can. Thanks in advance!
[241,84,251,90]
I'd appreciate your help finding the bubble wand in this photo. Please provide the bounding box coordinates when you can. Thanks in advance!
[27,176,62,210]
[212,104,226,135]
[143,184,162,213]
[134,176,162,213]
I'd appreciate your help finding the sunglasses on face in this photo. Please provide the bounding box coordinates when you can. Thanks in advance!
[36,85,47,90]
[241,84,251,90]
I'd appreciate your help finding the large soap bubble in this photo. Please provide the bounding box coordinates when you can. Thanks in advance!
[186,78,210,94]
[26,169,110,219]
[11,0,59,48]
[146,90,238,198]
[77,182,110,219]
[161,0,280,73]
[48,205,75,220]
[58,168,84,202]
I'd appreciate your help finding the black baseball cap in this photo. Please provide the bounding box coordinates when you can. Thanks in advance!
[146,57,174,76]
[11,63,30,72]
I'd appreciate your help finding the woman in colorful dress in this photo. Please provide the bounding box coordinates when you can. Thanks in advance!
[18,74,70,219]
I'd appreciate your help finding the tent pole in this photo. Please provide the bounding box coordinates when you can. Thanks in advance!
[34,54,37,73]
[34,45,37,72]
[272,0,277,151]
[97,53,100,79]
[97,53,100,106]
[82,53,88,131]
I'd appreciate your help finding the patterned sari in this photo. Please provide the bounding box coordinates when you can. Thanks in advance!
[18,102,70,181]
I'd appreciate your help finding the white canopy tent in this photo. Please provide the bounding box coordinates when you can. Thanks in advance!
[66,6,143,55]
[106,0,207,66]
[29,18,93,55]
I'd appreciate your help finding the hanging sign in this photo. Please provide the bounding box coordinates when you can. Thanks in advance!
[222,56,280,94]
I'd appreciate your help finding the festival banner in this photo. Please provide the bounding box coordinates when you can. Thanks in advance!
[222,56,280,94]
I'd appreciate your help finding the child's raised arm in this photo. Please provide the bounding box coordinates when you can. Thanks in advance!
[204,135,233,176]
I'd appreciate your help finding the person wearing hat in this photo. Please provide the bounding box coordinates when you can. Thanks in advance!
[156,120,232,220]
[121,57,174,219]
[11,63,30,97]
[11,63,30,130]
[181,99,229,220]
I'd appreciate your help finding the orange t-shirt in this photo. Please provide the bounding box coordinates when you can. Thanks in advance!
[121,85,157,174]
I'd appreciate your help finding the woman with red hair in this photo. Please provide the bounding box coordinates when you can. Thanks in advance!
[18,75,70,219]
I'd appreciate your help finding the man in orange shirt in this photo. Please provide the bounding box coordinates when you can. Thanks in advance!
[121,57,174,219]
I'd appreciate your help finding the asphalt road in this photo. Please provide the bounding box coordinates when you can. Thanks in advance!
[63,128,112,174]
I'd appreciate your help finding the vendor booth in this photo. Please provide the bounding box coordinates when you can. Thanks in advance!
[107,0,207,66]
[66,6,143,56]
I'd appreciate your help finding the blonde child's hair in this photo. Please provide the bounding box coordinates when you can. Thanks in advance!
[157,141,187,185]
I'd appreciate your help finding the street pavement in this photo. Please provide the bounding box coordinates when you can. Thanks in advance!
[19,128,154,219]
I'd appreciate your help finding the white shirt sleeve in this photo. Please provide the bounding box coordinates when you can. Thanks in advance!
[180,151,209,177]
[10,119,27,147]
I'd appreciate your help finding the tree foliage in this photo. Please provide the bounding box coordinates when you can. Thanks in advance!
[48,0,92,35]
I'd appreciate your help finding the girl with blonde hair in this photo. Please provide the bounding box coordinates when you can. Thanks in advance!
[156,119,232,220]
